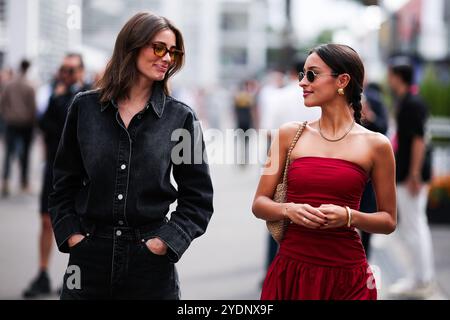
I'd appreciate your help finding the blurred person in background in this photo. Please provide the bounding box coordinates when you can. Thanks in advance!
[253,44,396,300]
[0,68,14,85]
[359,82,389,259]
[22,53,89,298]
[233,79,257,166]
[387,62,436,298]
[0,68,15,137]
[0,59,36,197]
[49,12,213,299]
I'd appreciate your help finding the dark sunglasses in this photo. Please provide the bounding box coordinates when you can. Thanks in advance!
[150,42,184,63]
[298,70,338,83]
[60,66,77,75]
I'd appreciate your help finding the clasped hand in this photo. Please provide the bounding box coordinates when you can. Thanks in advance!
[285,203,348,229]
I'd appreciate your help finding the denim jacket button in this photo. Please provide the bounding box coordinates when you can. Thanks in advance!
[118,220,124,226]
[120,164,126,170]
[116,230,122,236]
[117,194,123,200]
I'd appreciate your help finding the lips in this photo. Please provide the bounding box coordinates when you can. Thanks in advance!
[303,90,313,98]
[154,64,168,73]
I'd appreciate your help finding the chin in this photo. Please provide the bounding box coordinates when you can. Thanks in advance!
[303,100,316,107]
[152,73,166,82]
[304,97,325,107]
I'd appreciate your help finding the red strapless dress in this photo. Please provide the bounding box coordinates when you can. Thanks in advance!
[261,157,377,300]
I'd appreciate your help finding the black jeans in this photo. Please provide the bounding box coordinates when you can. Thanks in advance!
[2,125,33,186]
[60,222,180,300]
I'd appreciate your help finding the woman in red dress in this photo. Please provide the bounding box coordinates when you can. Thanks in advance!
[252,44,397,300]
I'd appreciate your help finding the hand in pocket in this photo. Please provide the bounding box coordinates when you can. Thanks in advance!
[145,238,168,255]
[68,234,86,248]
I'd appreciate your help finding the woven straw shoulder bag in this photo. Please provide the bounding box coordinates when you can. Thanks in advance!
[266,121,307,243]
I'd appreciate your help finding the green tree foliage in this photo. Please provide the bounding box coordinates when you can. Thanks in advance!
[420,64,450,118]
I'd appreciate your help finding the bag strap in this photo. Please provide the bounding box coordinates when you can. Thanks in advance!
[281,121,307,184]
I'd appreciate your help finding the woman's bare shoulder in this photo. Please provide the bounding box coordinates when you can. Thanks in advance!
[275,121,305,149]
[279,121,304,131]
[279,121,304,137]
[355,124,393,154]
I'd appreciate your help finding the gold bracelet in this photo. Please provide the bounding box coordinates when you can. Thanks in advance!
[345,206,352,227]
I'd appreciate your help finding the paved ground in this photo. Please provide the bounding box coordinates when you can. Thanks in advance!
[0,136,449,300]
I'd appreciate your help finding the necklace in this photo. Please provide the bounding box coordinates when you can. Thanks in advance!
[318,119,355,142]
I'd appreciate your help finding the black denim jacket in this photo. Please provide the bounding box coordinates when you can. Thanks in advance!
[49,82,214,262]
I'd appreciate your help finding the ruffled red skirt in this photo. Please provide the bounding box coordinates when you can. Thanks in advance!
[261,224,377,300]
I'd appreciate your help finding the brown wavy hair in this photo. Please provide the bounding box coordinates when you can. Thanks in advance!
[96,12,185,103]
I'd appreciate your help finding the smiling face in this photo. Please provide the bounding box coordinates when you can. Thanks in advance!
[136,29,177,83]
[97,12,186,104]
[299,52,344,107]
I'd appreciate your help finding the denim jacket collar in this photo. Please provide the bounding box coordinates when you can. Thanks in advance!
[100,81,166,118]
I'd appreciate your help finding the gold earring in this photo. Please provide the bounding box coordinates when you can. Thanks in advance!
[338,88,345,96]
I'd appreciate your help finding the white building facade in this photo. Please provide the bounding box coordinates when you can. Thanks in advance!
[1,0,82,82]
[82,0,269,87]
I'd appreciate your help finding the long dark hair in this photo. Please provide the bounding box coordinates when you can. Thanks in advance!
[309,44,365,124]
[96,12,185,104]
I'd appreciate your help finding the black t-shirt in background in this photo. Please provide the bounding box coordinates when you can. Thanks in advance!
[395,92,430,183]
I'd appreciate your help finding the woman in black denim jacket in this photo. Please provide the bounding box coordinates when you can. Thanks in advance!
[49,12,214,299]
